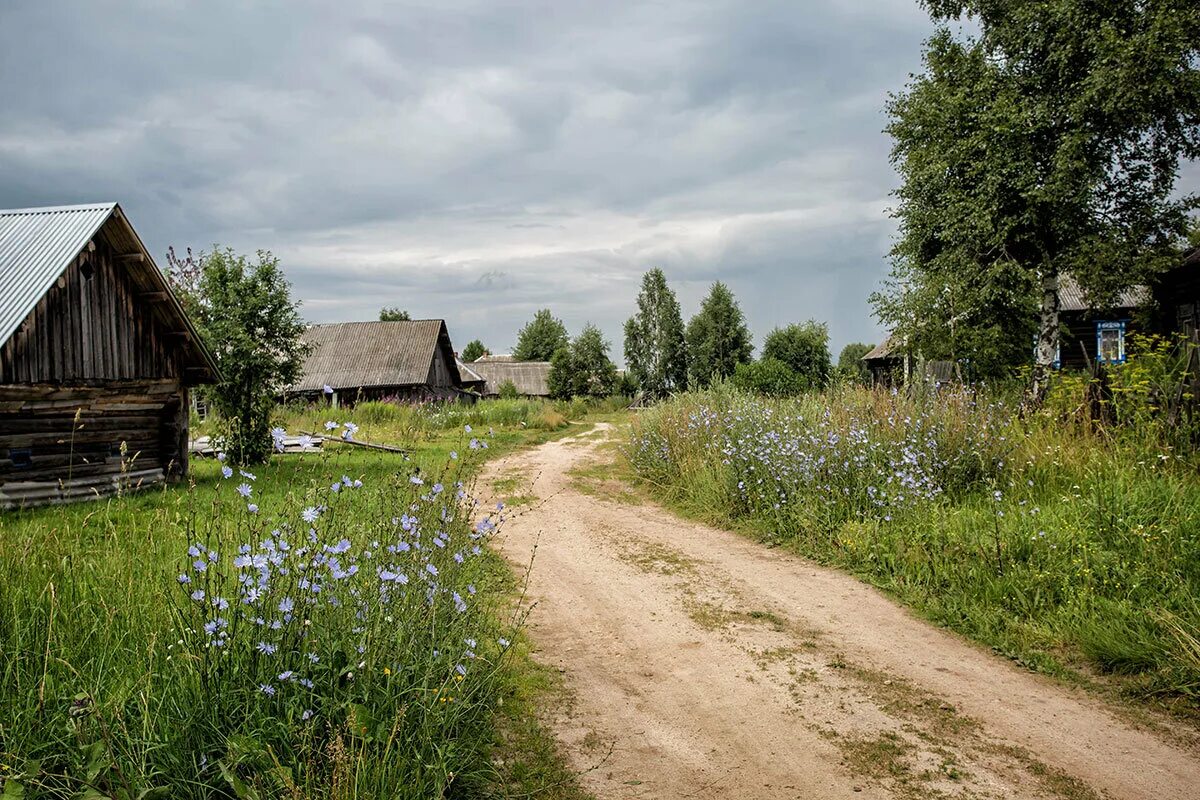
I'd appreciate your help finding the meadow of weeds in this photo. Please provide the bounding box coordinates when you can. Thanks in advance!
[627,356,1200,711]
[0,397,617,799]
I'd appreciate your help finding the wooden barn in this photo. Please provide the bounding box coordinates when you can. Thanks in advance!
[0,203,219,508]
[290,320,469,404]
[466,358,553,397]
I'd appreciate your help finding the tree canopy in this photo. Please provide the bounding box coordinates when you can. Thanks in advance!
[513,309,569,361]
[835,342,874,385]
[624,268,688,398]
[379,307,411,321]
[874,0,1200,393]
[548,324,618,399]
[686,282,753,388]
[761,322,831,390]
[461,339,486,363]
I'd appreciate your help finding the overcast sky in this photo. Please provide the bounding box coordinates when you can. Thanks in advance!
[0,0,943,359]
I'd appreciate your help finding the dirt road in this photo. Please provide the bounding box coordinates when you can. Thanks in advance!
[483,425,1200,799]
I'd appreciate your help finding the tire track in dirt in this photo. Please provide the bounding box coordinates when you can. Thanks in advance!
[484,425,1200,799]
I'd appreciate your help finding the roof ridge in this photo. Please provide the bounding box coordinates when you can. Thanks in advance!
[0,202,118,216]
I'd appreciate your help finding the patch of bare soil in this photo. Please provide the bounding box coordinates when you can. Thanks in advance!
[483,425,1200,799]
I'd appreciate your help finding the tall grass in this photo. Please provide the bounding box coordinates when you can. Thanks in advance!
[0,423,522,798]
[627,380,1200,708]
[273,396,629,447]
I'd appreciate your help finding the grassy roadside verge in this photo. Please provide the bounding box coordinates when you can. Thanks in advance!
[0,400,601,798]
[616,386,1200,727]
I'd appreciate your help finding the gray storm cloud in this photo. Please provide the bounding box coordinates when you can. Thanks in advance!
[0,0,937,357]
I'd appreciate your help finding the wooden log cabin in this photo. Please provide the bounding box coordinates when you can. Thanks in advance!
[0,203,218,509]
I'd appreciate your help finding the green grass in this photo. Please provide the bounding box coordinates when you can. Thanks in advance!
[625,383,1200,718]
[0,401,604,799]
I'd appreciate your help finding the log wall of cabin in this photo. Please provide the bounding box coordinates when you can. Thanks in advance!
[0,238,191,506]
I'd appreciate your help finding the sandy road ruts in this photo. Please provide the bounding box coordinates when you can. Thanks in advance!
[483,425,1200,800]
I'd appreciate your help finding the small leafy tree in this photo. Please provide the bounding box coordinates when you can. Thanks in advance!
[379,307,411,321]
[835,342,874,385]
[461,339,486,363]
[170,247,309,465]
[513,310,569,361]
[686,282,753,388]
[624,268,688,398]
[761,322,831,390]
[731,358,805,397]
[548,324,618,399]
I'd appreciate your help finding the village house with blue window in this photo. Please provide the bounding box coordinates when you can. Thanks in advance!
[866,249,1199,385]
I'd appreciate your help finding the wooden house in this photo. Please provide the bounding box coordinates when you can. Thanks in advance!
[0,203,219,508]
[1153,246,1200,341]
[290,320,469,404]
[1054,274,1149,369]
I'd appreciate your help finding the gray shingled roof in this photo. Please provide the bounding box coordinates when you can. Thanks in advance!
[863,336,900,361]
[468,360,552,396]
[0,202,218,380]
[1058,274,1149,312]
[293,319,462,392]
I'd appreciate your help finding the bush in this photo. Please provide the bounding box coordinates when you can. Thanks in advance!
[498,379,520,399]
[761,322,831,389]
[730,358,806,397]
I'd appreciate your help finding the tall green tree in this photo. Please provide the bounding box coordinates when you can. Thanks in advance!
[379,307,411,321]
[547,324,618,399]
[461,339,486,362]
[686,282,753,388]
[762,322,831,390]
[170,248,309,465]
[835,342,874,385]
[513,309,569,361]
[624,268,688,398]
[874,1,1200,398]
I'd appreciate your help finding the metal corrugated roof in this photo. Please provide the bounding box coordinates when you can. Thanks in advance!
[294,320,462,392]
[0,203,117,349]
[468,360,552,396]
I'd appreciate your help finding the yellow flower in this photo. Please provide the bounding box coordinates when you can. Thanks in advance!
[383,667,391,676]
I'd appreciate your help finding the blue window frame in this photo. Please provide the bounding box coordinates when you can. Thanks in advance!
[1095,320,1127,364]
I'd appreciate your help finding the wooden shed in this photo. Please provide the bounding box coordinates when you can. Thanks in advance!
[0,203,219,508]
[862,337,908,387]
[290,320,469,404]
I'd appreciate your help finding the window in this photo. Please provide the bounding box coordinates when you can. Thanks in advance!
[1095,321,1126,364]
[9,448,32,470]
